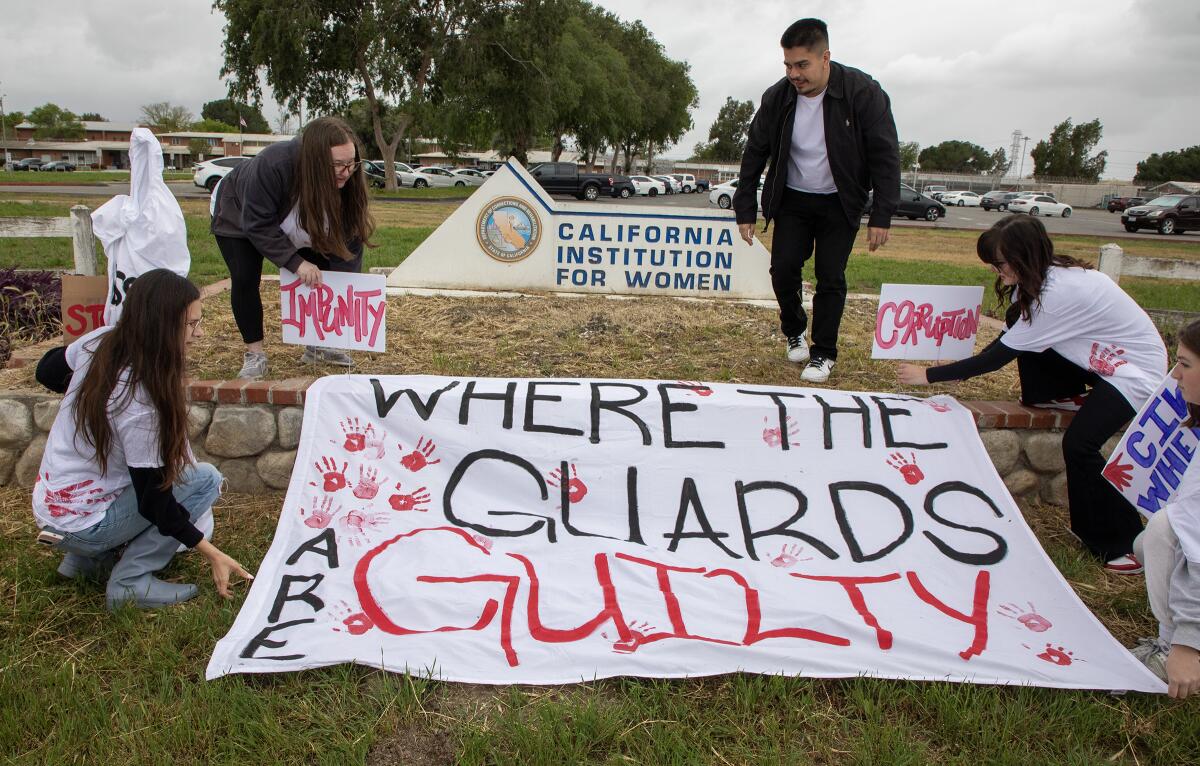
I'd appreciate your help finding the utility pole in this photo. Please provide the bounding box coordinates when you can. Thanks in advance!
[1016,135,1031,191]
[1008,130,1023,183]
[0,85,9,165]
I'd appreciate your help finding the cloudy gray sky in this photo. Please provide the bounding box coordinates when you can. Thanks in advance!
[3,0,1198,179]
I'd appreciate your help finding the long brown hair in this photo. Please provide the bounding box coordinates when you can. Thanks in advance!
[975,215,1092,322]
[1180,318,1200,428]
[74,269,197,488]
[293,115,375,261]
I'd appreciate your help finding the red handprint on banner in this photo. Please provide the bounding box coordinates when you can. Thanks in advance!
[330,601,375,635]
[610,621,657,654]
[338,418,375,453]
[998,602,1052,633]
[387,483,431,512]
[338,509,389,546]
[311,456,349,492]
[546,463,588,503]
[399,436,441,472]
[769,543,812,568]
[677,381,714,396]
[471,533,494,552]
[1102,452,1134,490]
[352,465,386,500]
[300,495,341,529]
[1089,342,1127,376]
[363,428,387,460]
[922,400,952,413]
[1035,643,1077,666]
[41,473,110,517]
[886,452,925,485]
[762,415,799,448]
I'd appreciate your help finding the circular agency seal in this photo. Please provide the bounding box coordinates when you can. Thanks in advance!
[476,197,541,263]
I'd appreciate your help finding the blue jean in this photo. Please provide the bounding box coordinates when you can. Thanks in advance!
[46,463,222,557]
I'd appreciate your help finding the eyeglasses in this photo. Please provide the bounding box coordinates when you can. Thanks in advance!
[332,160,362,174]
[186,318,203,335]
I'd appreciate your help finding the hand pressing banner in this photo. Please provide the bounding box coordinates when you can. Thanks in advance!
[279,270,388,353]
[208,376,1164,692]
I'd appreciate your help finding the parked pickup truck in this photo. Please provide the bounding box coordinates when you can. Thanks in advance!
[528,162,616,201]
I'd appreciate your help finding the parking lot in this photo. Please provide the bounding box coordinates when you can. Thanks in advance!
[590,191,1200,241]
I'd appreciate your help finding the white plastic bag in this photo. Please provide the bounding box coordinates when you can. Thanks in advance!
[92,128,191,324]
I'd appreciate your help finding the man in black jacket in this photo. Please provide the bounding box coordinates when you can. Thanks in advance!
[734,18,899,383]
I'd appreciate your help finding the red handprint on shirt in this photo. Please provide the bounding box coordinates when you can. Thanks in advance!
[387,483,431,512]
[1102,452,1134,490]
[311,456,349,492]
[300,495,341,529]
[547,463,588,503]
[352,465,385,500]
[998,601,1053,633]
[41,474,110,517]
[399,437,441,472]
[886,452,925,485]
[1089,342,1127,376]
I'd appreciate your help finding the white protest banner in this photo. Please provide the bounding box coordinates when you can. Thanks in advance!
[386,160,775,300]
[208,376,1163,692]
[871,284,984,361]
[279,270,388,352]
[1102,375,1198,516]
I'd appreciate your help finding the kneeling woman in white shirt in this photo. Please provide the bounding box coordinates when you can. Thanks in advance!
[1131,318,1200,698]
[34,269,252,609]
[897,215,1167,574]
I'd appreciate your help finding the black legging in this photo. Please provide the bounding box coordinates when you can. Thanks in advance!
[215,235,363,345]
[1014,347,1143,561]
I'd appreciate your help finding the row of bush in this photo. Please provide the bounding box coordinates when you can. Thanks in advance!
[0,269,62,367]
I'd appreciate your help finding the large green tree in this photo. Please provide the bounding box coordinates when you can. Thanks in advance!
[917,140,996,174]
[1135,145,1200,185]
[28,103,85,140]
[692,97,754,162]
[140,102,194,131]
[1030,118,1106,182]
[202,98,270,133]
[216,0,488,190]
[897,141,920,172]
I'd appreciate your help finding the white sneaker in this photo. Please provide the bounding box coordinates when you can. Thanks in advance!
[785,335,809,363]
[237,351,269,380]
[1129,637,1169,681]
[801,356,835,383]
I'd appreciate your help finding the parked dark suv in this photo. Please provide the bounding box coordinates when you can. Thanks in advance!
[981,191,1021,212]
[864,184,945,221]
[11,158,44,171]
[1121,195,1200,235]
[1107,196,1145,213]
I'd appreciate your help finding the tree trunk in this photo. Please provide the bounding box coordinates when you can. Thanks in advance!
[550,133,564,162]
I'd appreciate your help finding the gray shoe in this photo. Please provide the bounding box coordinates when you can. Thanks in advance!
[237,351,269,380]
[58,551,117,580]
[1130,637,1169,681]
[106,524,197,610]
[301,346,354,367]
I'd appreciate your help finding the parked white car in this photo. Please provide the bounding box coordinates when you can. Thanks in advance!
[670,173,697,193]
[193,156,252,192]
[653,175,681,194]
[411,166,463,188]
[450,168,487,186]
[1008,194,1072,218]
[939,191,981,207]
[708,179,762,210]
[628,175,667,196]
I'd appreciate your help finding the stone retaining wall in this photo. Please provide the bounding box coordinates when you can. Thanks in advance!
[0,381,1104,507]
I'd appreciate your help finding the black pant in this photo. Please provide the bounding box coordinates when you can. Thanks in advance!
[769,189,860,360]
[1014,347,1142,561]
[215,235,363,345]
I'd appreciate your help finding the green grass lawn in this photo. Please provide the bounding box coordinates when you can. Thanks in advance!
[0,170,192,185]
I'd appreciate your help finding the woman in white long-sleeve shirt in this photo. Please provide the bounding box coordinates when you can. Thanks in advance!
[1132,318,1200,698]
